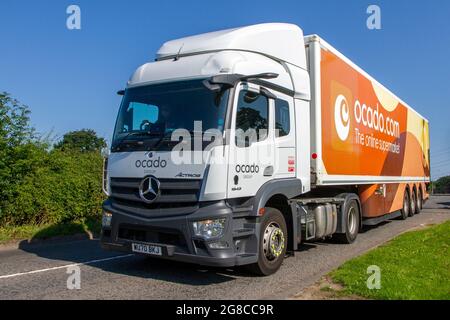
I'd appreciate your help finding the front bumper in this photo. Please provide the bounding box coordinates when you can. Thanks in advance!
[100,199,260,267]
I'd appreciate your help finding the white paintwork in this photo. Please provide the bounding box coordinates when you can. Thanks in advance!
[307,36,322,178]
[108,151,206,179]
[156,23,307,69]
[295,98,311,193]
[286,63,311,101]
[128,53,218,87]
[108,147,231,201]
[127,23,310,99]
[226,83,277,199]
[318,175,431,185]
[272,90,296,179]
[128,50,300,97]
[199,146,229,201]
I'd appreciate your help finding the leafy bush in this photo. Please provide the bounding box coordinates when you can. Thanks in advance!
[0,92,105,226]
[1,150,104,225]
[433,176,450,194]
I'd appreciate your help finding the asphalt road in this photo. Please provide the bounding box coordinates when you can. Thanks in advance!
[0,196,449,300]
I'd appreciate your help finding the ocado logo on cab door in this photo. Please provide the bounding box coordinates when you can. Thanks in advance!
[334,94,350,141]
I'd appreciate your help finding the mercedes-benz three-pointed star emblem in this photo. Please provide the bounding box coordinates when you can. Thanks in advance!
[139,176,161,203]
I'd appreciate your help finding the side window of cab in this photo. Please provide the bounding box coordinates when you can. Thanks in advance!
[235,90,269,147]
[274,98,290,137]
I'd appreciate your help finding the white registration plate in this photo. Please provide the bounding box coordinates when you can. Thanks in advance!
[132,243,162,256]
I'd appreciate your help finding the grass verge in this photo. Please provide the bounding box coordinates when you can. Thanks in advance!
[330,221,450,300]
[0,218,101,245]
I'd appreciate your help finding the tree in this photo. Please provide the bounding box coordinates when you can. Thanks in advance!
[433,176,450,194]
[0,92,35,147]
[0,92,44,218]
[235,107,268,144]
[0,92,38,187]
[54,129,106,152]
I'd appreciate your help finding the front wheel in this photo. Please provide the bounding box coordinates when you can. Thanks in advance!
[247,208,287,276]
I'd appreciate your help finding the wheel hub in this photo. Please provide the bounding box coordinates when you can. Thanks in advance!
[404,195,409,215]
[411,194,416,214]
[263,223,285,261]
[348,207,357,234]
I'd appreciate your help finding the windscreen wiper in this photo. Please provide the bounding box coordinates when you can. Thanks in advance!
[152,130,208,150]
[152,130,179,150]
[112,131,163,151]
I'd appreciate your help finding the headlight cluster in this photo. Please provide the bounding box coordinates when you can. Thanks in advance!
[102,211,112,228]
[192,218,226,239]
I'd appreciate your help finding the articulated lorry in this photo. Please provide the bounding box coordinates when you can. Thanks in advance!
[101,23,430,275]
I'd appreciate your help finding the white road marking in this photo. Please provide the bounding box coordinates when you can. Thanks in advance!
[0,254,134,280]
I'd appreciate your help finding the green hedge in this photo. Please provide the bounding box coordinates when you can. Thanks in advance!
[0,149,105,226]
[433,176,450,194]
[0,92,106,227]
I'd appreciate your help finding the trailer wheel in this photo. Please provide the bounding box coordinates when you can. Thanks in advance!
[247,208,287,276]
[409,189,416,217]
[334,200,360,244]
[399,190,410,220]
[416,188,423,214]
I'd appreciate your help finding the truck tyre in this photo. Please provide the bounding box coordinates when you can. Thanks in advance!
[399,190,410,220]
[334,200,360,244]
[247,208,287,276]
[416,188,423,214]
[409,189,416,217]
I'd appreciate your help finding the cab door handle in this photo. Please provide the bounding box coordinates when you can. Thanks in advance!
[263,166,274,176]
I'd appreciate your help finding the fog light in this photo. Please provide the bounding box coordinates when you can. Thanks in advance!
[102,211,112,227]
[192,218,226,239]
[208,241,229,249]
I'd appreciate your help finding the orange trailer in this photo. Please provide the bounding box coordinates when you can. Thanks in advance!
[306,35,430,223]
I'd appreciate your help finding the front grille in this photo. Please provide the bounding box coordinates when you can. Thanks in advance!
[110,177,202,209]
[118,225,187,248]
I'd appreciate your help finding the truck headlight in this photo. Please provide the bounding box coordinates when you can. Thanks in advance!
[192,218,226,239]
[102,211,112,228]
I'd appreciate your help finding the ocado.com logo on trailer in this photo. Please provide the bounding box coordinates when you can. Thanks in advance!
[334,94,350,141]
[334,94,400,141]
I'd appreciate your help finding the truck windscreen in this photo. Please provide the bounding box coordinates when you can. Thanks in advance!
[112,79,229,152]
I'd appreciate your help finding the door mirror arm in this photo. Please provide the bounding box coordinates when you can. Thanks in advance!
[203,73,279,91]
[259,87,276,100]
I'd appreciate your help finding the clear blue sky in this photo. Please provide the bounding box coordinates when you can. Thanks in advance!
[1,0,449,178]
